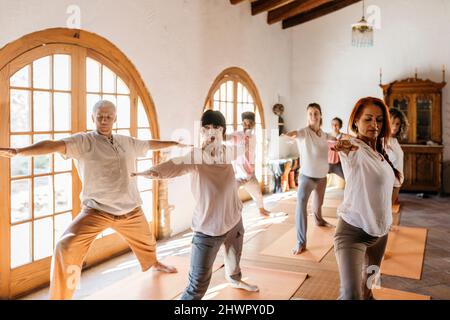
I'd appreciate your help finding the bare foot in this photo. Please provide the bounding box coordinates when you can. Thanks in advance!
[151,261,178,273]
[292,244,306,255]
[316,219,335,228]
[230,280,259,292]
[389,225,400,232]
[259,208,271,217]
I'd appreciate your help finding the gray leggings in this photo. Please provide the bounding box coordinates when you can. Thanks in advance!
[180,219,244,300]
[329,162,345,180]
[334,218,388,300]
[295,174,327,247]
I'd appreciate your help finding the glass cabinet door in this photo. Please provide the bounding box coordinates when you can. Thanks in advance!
[416,96,432,143]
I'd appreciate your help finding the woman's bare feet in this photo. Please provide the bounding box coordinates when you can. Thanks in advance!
[151,261,178,273]
[292,244,306,255]
[316,219,335,228]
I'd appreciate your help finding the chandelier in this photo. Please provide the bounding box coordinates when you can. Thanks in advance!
[351,0,373,47]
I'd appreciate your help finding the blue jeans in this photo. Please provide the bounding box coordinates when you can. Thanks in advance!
[180,219,244,300]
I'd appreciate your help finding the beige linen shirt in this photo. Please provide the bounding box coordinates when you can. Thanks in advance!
[62,131,150,215]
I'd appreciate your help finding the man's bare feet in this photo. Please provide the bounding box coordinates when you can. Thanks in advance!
[259,208,271,216]
[151,261,178,273]
[292,244,306,255]
[389,225,400,232]
[230,280,259,292]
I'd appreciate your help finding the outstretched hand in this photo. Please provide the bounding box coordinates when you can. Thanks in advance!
[176,142,194,148]
[130,170,160,179]
[332,140,359,153]
[0,148,18,158]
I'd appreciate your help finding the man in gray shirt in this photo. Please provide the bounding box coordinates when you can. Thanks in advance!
[0,100,188,299]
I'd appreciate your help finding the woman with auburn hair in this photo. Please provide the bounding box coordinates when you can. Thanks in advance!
[333,97,400,300]
[284,103,336,255]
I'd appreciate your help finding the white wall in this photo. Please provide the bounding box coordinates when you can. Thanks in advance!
[288,0,450,162]
[0,0,292,235]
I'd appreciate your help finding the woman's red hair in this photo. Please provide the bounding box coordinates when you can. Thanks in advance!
[348,97,400,180]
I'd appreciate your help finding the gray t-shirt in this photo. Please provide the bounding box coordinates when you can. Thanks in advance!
[62,131,150,215]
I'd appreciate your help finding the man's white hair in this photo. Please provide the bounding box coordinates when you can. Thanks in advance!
[92,100,117,115]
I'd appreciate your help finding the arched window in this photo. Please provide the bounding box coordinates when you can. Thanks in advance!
[204,67,266,183]
[0,29,159,298]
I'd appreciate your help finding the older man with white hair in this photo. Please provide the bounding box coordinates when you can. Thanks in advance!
[0,100,188,300]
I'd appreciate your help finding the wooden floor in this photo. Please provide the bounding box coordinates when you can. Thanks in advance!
[22,189,450,300]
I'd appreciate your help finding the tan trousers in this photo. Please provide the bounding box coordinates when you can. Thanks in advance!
[49,206,157,300]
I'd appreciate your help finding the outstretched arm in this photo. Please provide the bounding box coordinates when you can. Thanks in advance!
[0,140,66,158]
[148,140,193,151]
[333,140,359,155]
[131,154,196,179]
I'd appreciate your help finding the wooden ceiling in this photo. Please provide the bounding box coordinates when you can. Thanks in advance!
[230,0,362,29]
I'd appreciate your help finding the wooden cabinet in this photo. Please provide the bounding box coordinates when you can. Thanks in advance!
[380,77,446,193]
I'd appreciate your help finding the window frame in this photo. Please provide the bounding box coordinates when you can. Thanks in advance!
[0,28,161,299]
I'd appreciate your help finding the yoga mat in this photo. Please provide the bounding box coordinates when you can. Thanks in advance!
[85,255,222,300]
[381,226,428,280]
[373,287,431,300]
[259,218,338,262]
[203,265,308,300]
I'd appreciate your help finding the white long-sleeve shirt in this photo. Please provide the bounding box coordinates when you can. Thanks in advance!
[150,147,243,237]
[337,138,395,237]
[296,127,333,178]
[386,137,404,187]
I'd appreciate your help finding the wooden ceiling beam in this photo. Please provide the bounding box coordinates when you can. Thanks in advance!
[282,0,362,29]
[251,0,294,15]
[230,0,247,4]
[268,0,332,24]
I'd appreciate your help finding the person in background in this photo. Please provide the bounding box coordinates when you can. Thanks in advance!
[227,112,271,216]
[387,108,408,205]
[284,103,336,255]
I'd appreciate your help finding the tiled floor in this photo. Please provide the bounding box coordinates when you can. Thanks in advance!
[22,190,450,300]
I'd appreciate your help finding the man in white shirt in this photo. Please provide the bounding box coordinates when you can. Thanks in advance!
[0,100,187,299]
[227,112,270,216]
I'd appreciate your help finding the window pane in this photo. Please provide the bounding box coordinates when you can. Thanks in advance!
[138,129,151,140]
[54,92,71,131]
[33,56,51,89]
[86,58,101,92]
[140,191,153,222]
[213,90,219,101]
[117,95,130,128]
[102,65,116,93]
[138,99,150,128]
[10,89,31,132]
[10,65,30,88]
[34,176,54,218]
[54,212,72,243]
[34,217,54,260]
[86,94,101,130]
[11,222,32,268]
[54,173,72,213]
[11,179,32,223]
[237,82,243,102]
[226,102,233,124]
[34,134,52,175]
[117,129,130,136]
[53,54,71,91]
[54,133,72,172]
[220,83,226,101]
[117,77,130,94]
[102,94,116,106]
[137,160,153,191]
[33,91,52,132]
[10,135,31,177]
[226,81,233,101]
